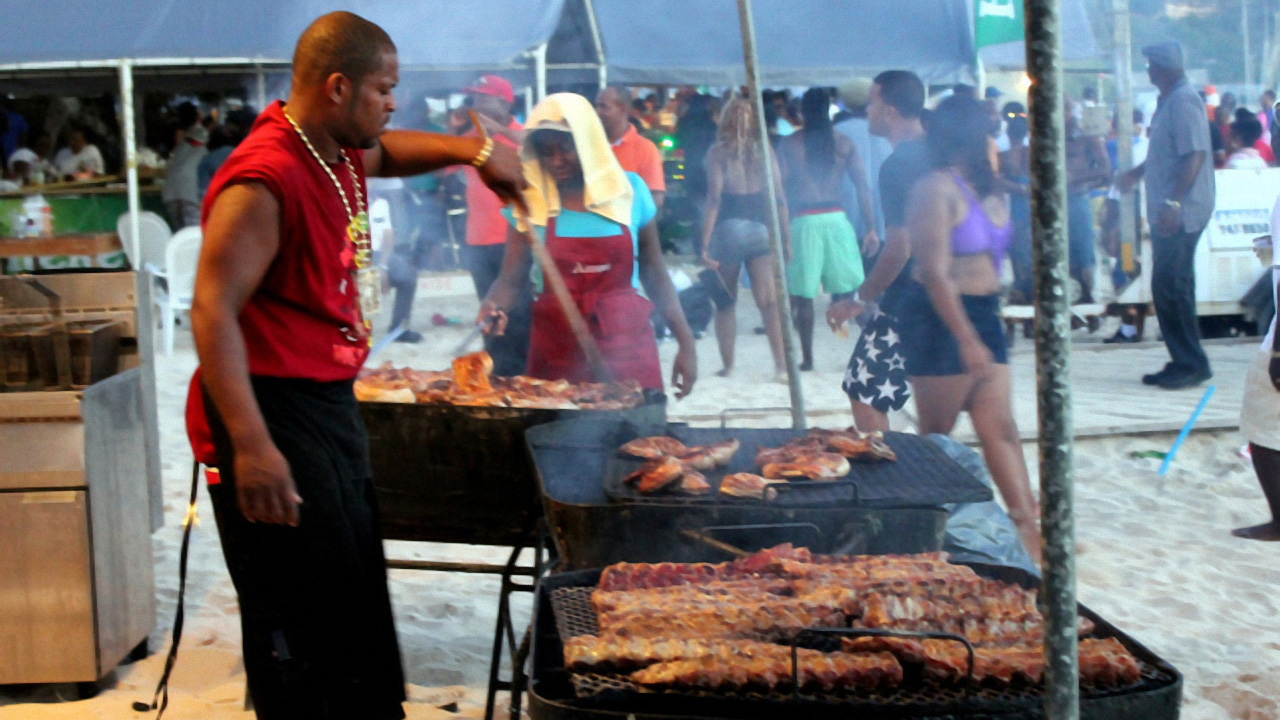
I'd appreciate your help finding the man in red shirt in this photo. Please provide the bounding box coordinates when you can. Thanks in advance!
[460,74,531,374]
[595,86,666,208]
[189,13,524,719]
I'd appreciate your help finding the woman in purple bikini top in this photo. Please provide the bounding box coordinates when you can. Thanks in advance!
[948,168,1013,270]
[902,94,1042,563]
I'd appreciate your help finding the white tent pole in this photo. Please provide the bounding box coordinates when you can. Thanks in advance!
[1112,0,1136,259]
[533,43,548,101]
[255,64,267,110]
[120,60,142,272]
[582,0,607,89]
[118,58,164,532]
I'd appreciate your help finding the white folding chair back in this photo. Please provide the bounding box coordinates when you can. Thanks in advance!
[115,210,171,274]
[158,227,202,356]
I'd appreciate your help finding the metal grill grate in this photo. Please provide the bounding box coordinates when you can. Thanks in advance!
[547,584,1175,711]
[602,429,993,508]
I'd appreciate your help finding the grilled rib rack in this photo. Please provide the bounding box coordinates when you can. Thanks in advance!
[528,567,1182,720]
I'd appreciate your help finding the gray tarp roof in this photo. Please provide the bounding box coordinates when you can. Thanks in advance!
[0,0,566,68]
[0,0,569,96]
[0,0,1097,95]
[593,0,1099,87]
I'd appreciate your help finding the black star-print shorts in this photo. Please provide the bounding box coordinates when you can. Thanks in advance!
[842,310,911,413]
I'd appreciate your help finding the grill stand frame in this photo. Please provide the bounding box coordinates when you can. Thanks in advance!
[384,521,556,720]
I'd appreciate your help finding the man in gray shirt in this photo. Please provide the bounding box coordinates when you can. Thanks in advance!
[1119,41,1215,389]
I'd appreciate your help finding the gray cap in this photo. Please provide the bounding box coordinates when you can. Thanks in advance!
[1141,41,1184,71]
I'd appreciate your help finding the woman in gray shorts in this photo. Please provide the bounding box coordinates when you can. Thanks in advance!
[700,96,791,380]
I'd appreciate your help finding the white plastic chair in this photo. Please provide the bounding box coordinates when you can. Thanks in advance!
[158,227,202,356]
[115,210,171,275]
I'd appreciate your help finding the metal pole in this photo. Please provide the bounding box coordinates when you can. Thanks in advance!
[533,44,548,102]
[1112,0,1137,265]
[255,64,267,111]
[1023,1,1078,719]
[582,0,608,90]
[119,59,165,533]
[1244,0,1252,87]
[734,0,806,430]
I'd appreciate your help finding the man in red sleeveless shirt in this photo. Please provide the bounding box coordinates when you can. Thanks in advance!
[189,12,525,719]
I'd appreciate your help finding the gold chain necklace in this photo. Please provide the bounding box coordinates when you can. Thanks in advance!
[281,108,371,269]
[281,107,381,342]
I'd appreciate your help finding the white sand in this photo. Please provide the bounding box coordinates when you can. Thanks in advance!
[1,284,1276,719]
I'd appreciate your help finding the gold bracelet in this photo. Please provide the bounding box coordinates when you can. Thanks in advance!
[471,137,494,168]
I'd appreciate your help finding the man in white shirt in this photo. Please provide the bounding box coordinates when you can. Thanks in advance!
[52,127,104,180]
[162,124,208,229]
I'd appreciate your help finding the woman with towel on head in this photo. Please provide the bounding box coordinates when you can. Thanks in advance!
[479,93,698,397]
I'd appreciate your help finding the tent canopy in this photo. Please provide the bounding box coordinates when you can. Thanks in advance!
[0,0,567,69]
[593,0,1099,87]
[0,0,1097,96]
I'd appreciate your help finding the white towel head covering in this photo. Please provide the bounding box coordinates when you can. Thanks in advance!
[515,92,633,232]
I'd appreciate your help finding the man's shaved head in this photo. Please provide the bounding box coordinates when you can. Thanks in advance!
[292,11,396,88]
[598,86,632,108]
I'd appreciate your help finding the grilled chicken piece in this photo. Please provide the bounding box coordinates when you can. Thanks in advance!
[761,452,851,480]
[719,473,785,499]
[823,430,897,461]
[451,351,494,395]
[625,455,685,493]
[677,439,738,470]
[619,436,689,460]
[630,648,902,692]
[679,467,711,495]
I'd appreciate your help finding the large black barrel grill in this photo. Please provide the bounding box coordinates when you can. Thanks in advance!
[521,418,1182,720]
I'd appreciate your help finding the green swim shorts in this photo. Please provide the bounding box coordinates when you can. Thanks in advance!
[786,211,865,299]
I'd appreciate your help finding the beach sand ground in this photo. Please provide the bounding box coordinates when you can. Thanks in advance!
[1,285,1276,719]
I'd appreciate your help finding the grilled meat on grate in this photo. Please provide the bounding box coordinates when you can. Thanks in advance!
[579,545,1141,692]
[761,452,851,481]
[355,353,645,409]
[844,636,1141,687]
[598,600,844,640]
[619,436,689,460]
[629,648,903,692]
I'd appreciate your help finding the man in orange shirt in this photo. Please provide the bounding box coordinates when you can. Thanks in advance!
[462,74,530,374]
[595,86,666,208]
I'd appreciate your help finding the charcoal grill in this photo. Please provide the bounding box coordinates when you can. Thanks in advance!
[361,393,665,545]
[527,567,1182,720]
[526,417,993,570]
[358,393,664,720]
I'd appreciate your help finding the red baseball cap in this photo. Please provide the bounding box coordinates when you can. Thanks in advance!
[464,75,515,104]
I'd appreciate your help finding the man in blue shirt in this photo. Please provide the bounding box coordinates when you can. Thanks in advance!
[1118,41,1215,389]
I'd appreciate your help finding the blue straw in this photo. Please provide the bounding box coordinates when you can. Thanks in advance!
[1158,385,1216,475]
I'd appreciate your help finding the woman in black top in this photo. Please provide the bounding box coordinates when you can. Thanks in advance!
[700,96,790,380]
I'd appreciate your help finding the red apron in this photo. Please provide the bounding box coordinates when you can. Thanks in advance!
[527,216,663,389]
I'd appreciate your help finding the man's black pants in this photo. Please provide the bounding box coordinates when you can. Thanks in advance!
[205,377,406,720]
[464,243,531,376]
[1151,227,1211,377]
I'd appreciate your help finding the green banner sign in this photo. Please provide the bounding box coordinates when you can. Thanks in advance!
[975,0,1024,49]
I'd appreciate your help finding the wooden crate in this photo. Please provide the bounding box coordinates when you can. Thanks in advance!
[0,272,138,377]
